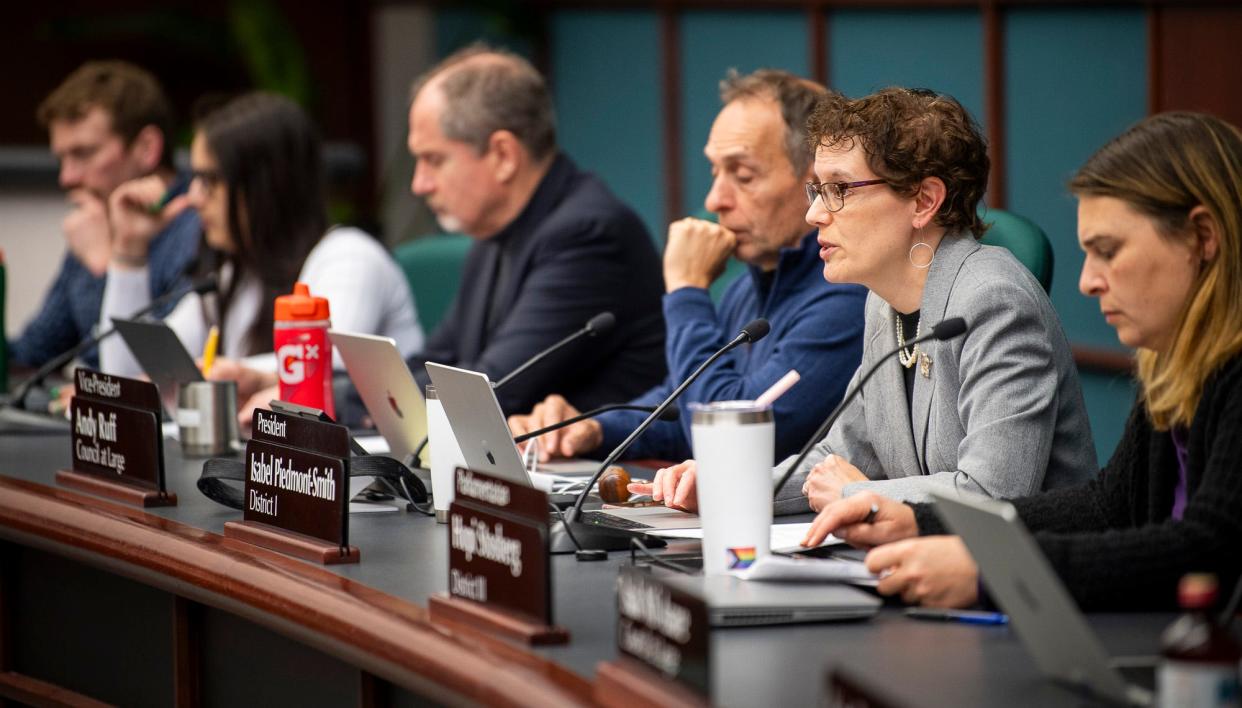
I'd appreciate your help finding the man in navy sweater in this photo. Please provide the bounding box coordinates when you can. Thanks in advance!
[509,69,866,464]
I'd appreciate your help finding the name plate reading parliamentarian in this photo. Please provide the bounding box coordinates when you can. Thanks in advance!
[242,408,350,547]
[616,567,711,697]
[69,368,164,491]
[447,467,553,624]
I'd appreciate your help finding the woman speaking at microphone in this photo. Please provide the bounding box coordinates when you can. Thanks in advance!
[805,112,1242,610]
[632,87,1095,511]
[99,92,423,416]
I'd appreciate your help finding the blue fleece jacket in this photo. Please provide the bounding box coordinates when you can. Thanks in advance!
[595,230,866,463]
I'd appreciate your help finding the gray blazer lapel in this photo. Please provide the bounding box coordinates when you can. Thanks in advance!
[910,234,979,474]
[873,301,921,477]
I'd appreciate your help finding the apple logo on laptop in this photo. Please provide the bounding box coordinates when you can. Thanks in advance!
[386,391,403,418]
[486,451,496,466]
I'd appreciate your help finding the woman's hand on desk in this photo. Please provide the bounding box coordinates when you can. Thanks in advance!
[803,454,868,511]
[802,492,917,549]
[626,460,698,512]
[507,394,602,462]
[865,536,978,608]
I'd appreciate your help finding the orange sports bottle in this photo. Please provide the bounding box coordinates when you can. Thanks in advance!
[274,283,334,418]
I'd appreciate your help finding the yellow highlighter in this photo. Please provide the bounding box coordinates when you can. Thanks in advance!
[201,325,220,377]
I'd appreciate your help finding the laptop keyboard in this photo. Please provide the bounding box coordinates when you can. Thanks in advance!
[578,510,652,530]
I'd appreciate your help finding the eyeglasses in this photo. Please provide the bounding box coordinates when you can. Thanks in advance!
[805,179,887,212]
[190,168,223,193]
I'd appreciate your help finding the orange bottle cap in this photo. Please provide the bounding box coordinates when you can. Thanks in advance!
[274,282,330,321]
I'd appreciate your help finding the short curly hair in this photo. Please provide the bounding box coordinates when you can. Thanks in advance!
[807,87,989,238]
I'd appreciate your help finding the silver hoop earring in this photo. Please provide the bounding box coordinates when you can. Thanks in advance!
[909,240,934,269]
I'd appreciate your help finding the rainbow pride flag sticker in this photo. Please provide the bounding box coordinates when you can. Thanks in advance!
[727,546,757,570]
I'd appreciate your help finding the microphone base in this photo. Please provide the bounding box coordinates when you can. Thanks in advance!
[548,519,666,556]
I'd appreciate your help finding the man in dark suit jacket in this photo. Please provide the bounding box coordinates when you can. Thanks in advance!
[402,45,666,414]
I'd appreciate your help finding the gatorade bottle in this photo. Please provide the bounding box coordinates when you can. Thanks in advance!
[273,282,333,418]
[1158,573,1242,708]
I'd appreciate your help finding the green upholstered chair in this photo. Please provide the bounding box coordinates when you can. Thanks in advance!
[393,234,473,333]
[979,208,1055,293]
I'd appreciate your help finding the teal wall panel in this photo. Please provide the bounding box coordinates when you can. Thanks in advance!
[434,7,535,58]
[550,11,664,240]
[1005,7,1146,463]
[828,9,984,124]
[679,11,808,233]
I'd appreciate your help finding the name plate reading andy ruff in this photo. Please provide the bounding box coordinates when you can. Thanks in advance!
[447,467,554,625]
[241,408,350,548]
[616,567,711,697]
[65,368,167,497]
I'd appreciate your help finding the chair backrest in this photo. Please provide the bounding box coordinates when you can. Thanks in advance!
[979,208,1055,293]
[393,234,473,333]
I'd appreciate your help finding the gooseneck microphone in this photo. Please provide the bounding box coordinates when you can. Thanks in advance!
[8,274,220,410]
[513,403,679,444]
[491,311,616,390]
[561,318,771,559]
[771,317,968,500]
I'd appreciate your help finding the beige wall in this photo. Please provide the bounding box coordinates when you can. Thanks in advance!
[0,189,70,339]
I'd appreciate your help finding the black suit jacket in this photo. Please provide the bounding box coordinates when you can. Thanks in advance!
[408,153,667,414]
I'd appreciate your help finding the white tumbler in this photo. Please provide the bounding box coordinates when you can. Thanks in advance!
[690,401,774,575]
[426,384,467,523]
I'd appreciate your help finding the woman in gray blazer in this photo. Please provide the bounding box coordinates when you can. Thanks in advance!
[630,87,1097,511]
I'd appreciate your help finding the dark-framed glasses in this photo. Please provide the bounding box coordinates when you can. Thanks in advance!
[190,168,223,193]
[805,179,887,212]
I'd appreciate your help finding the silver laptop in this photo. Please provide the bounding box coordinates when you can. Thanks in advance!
[112,318,204,418]
[662,573,880,627]
[423,362,702,531]
[932,490,1156,707]
[330,330,427,464]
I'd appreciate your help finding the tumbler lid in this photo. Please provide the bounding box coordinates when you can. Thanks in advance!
[689,400,772,425]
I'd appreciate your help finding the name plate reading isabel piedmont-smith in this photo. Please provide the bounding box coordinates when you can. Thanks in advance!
[222,408,357,564]
[427,467,568,645]
[57,368,173,507]
[593,567,711,708]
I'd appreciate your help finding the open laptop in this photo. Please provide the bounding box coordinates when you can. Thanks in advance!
[112,318,204,419]
[329,330,427,464]
[424,362,702,531]
[661,572,880,627]
[932,491,1156,707]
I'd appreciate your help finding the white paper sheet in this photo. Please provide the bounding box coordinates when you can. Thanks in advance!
[645,522,844,552]
[737,554,877,585]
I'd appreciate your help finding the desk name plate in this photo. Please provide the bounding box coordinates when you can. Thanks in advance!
[593,568,711,707]
[222,408,358,565]
[57,368,174,507]
[428,467,568,645]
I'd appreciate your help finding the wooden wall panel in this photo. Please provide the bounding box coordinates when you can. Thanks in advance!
[1153,5,1242,128]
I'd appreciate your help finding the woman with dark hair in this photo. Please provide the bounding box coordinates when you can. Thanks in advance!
[632,88,1096,513]
[806,112,1242,610]
[101,92,422,392]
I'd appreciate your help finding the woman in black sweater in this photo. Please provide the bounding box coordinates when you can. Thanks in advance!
[802,111,1242,610]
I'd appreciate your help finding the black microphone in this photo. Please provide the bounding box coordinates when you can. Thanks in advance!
[772,317,968,500]
[559,318,771,559]
[8,274,219,410]
[513,403,679,444]
[491,311,616,390]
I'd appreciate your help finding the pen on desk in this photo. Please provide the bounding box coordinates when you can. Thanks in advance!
[146,189,174,215]
[201,325,219,377]
[905,607,1008,625]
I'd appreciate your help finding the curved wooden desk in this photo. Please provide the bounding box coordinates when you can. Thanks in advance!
[0,429,1176,708]
[0,475,590,707]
